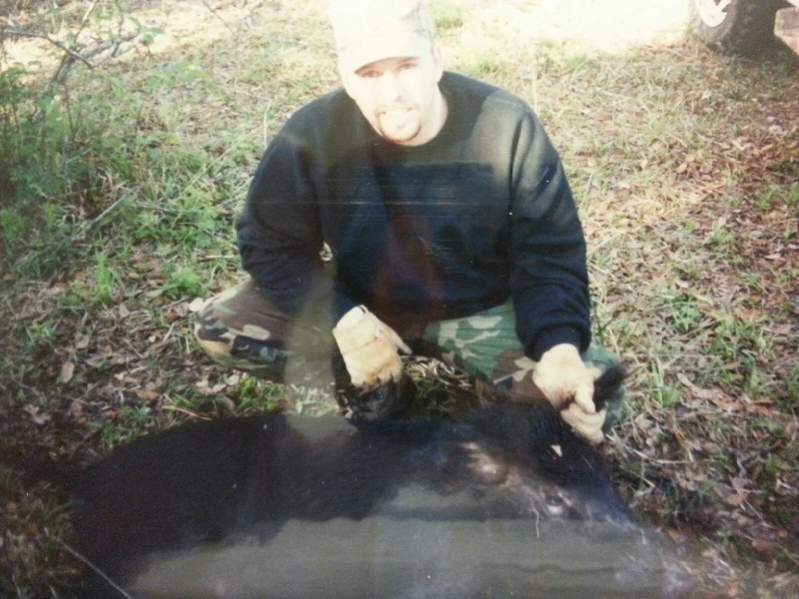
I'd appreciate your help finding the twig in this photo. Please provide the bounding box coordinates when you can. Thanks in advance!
[625,446,690,466]
[162,403,212,421]
[587,232,621,258]
[119,337,145,360]
[197,254,238,262]
[161,323,176,345]
[76,194,133,240]
[71,0,101,41]
[0,28,94,69]
[202,0,236,34]
[58,540,135,599]
[42,0,100,95]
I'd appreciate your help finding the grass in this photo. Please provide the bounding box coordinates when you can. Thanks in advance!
[90,404,154,449]
[1,0,798,596]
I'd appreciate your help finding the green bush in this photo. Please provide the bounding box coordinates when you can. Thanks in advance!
[0,64,114,277]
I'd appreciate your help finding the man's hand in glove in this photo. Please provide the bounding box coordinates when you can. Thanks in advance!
[532,343,606,444]
[332,306,411,390]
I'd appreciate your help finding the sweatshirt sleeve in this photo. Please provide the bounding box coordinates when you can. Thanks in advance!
[509,111,591,361]
[236,125,357,323]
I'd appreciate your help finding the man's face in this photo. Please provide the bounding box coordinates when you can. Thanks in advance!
[341,47,445,146]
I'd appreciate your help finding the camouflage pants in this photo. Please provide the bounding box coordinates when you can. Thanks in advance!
[194,280,624,426]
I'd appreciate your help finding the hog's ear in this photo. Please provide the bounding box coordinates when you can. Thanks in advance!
[592,365,626,411]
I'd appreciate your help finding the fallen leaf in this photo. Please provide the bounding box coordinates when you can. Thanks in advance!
[702,546,720,559]
[68,400,85,419]
[666,529,686,543]
[85,352,113,368]
[58,361,75,384]
[195,377,227,396]
[725,493,747,507]
[751,538,780,554]
[188,297,207,313]
[692,387,719,400]
[44,283,67,296]
[135,388,160,402]
[709,395,741,412]
[687,468,707,483]
[731,477,749,491]
[225,373,244,386]
[23,405,51,425]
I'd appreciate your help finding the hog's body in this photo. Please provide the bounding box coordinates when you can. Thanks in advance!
[74,392,686,598]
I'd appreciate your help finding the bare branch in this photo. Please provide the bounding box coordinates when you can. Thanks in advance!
[201,0,236,35]
[47,0,100,89]
[0,28,94,69]
[76,193,133,240]
[77,0,101,37]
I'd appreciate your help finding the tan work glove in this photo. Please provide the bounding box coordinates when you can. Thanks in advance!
[532,343,606,444]
[332,306,411,390]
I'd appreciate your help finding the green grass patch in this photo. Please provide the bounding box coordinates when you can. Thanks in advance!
[91,404,154,449]
[25,322,58,349]
[0,208,30,255]
[650,367,681,410]
[93,252,118,306]
[163,265,208,300]
[671,259,703,282]
[229,377,284,414]
[659,289,704,334]
[164,378,284,418]
[433,3,465,32]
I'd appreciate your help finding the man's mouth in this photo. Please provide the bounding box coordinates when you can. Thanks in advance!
[379,107,413,117]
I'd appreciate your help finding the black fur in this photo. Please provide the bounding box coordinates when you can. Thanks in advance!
[68,367,635,596]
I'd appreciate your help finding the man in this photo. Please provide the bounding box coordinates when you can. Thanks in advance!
[194,0,621,443]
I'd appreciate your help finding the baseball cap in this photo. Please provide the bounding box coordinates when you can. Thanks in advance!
[328,0,435,73]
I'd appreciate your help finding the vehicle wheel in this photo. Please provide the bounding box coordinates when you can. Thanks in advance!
[690,0,784,55]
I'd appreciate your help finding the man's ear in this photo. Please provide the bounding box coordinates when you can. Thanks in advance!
[431,43,444,82]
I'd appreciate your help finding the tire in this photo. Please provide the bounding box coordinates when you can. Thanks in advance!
[690,0,784,55]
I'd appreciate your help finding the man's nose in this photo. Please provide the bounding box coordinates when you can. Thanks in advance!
[378,71,404,103]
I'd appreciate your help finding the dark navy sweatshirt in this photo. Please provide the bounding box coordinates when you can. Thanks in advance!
[237,72,590,360]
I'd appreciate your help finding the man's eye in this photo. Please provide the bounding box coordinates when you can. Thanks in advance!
[398,62,417,71]
[360,70,380,79]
